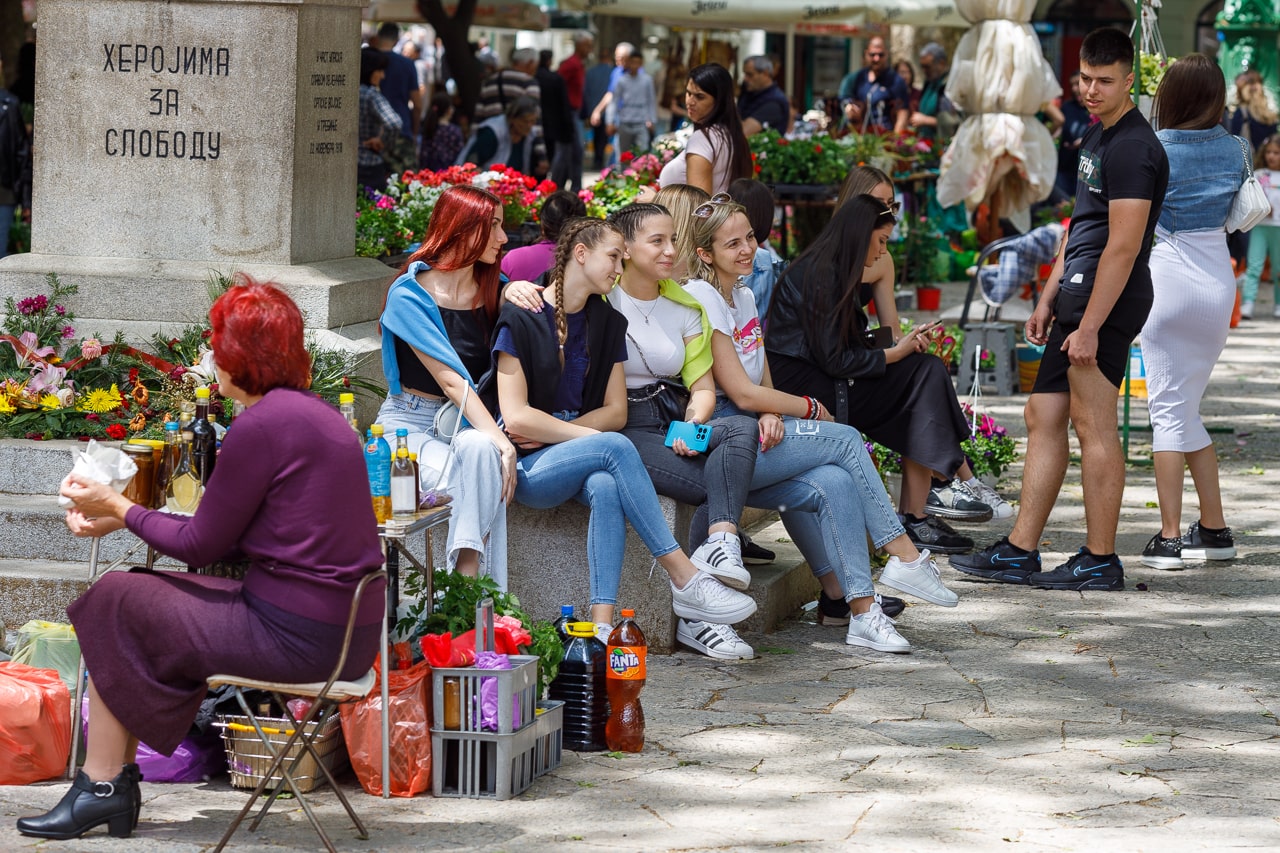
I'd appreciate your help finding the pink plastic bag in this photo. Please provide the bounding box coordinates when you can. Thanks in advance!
[80,696,224,783]
[0,662,71,785]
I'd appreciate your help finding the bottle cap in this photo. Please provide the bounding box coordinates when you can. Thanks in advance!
[620,609,635,618]
[164,421,179,431]
[339,392,354,404]
[195,387,210,399]
[396,428,408,437]
[560,605,574,616]
[565,622,597,638]
[371,424,384,435]
[408,452,417,461]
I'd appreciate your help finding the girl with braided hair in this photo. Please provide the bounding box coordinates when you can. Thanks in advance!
[489,217,757,643]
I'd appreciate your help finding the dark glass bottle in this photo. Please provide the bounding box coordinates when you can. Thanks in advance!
[190,387,217,485]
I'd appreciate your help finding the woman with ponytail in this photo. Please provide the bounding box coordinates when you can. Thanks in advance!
[490,217,757,644]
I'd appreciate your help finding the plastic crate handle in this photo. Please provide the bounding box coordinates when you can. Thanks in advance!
[475,598,495,654]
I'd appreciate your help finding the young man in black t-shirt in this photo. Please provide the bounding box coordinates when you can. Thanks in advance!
[953,28,1169,591]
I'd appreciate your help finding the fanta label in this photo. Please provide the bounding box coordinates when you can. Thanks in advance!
[606,645,646,679]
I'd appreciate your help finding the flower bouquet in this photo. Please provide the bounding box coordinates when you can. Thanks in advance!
[960,403,1018,480]
[579,150,669,219]
[357,164,555,258]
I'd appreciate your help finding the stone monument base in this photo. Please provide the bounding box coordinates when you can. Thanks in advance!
[0,252,391,337]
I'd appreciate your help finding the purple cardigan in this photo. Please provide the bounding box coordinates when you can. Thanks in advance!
[125,387,385,626]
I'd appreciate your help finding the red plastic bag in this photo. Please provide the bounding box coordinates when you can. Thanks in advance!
[0,661,72,785]
[339,651,432,797]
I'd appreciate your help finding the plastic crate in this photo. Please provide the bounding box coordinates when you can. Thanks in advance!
[431,701,563,800]
[218,711,346,794]
[532,700,564,778]
[431,654,538,735]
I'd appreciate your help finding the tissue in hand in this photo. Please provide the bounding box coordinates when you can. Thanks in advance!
[57,440,138,507]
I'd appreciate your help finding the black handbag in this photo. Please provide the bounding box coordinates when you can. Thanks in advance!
[625,333,691,427]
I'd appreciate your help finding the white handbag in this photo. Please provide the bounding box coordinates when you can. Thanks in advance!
[1226,135,1271,233]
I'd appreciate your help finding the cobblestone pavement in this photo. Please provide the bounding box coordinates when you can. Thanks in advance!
[1,299,1276,851]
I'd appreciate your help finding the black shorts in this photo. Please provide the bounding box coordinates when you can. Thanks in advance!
[1032,287,1152,393]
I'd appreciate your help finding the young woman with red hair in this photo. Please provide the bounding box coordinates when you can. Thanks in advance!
[32,278,386,840]
[376,184,517,585]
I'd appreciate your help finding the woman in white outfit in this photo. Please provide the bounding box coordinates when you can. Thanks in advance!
[1140,55,1246,570]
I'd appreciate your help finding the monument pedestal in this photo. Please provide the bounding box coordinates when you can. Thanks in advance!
[0,0,386,336]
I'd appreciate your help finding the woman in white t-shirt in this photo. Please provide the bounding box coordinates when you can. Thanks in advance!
[658,63,753,195]
[682,198,960,654]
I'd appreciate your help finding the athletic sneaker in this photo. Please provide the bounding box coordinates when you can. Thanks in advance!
[594,622,615,645]
[904,515,974,555]
[1240,300,1254,319]
[925,482,993,522]
[845,602,911,653]
[950,537,1042,584]
[956,478,1014,520]
[879,550,959,607]
[670,571,757,623]
[1030,549,1125,591]
[739,533,776,565]
[676,619,754,660]
[1140,533,1183,570]
[691,535,751,590]
[1181,521,1237,561]
[816,591,905,625]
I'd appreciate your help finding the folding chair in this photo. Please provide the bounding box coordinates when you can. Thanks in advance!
[207,569,388,853]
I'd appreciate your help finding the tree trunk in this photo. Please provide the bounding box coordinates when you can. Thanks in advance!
[416,0,482,125]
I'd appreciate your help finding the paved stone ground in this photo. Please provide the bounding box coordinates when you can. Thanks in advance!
[1,289,1277,851]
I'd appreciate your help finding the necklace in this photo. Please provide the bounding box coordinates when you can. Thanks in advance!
[617,283,661,324]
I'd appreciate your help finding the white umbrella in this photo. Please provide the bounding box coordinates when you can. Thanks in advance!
[555,0,970,29]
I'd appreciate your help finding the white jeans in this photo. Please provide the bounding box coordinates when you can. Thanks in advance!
[375,392,509,587]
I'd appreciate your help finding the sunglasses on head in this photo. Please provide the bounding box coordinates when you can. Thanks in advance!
[692,192,733,218]
[881,200,901,216]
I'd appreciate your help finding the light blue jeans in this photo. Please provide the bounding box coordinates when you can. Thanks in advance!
[515,432,681,606]
[694,399,907,601]
[375,392,508,586]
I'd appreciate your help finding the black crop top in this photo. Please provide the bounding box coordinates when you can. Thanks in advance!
[393,307,493,394]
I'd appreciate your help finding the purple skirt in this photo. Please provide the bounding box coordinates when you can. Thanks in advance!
[68,569,381,756]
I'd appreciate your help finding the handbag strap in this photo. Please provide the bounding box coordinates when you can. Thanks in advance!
[426,383,469,495]
[1236,135,1255,180]
[625,331,680,383]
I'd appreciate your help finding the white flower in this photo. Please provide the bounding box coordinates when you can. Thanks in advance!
[56,387,76,407]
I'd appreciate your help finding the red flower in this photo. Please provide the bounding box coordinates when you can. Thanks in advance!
[814,144,823,154]
[85,412,100,422]
[620,151,634,163]
[105,424,127,440]
[201,329,213,340]
[777,138,789,146]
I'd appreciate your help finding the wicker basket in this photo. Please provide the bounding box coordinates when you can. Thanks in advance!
[219,711,347,794]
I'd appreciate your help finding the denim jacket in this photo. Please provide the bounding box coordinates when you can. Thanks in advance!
[1156,126,1247,233]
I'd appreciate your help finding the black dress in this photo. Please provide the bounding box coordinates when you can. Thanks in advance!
[766,260,970,477]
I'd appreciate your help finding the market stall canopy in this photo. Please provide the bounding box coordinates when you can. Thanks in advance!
[364,0,549,31]
[557,0,970,30]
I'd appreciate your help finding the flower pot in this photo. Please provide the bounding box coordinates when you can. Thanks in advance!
[917,286,942,312]
[894,291,913,312]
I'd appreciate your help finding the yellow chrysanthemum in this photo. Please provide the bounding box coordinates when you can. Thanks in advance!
[78,385,124,414]
[39,394,61,410]
[0,396,15,414]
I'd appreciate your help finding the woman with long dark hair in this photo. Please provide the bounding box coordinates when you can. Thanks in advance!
[419,91,466,171]
[1138,55,1244,570]
[658,63,753,195]
[376,184,516,585]
[765,195,979,556]
[491,217,757,644]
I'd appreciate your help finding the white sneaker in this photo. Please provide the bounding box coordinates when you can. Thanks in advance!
[691,535,751,590]
[1240,300,1254,319]
[594,622,614,645]
[671,571,757,623]
[879,550,959,607]
[845,602,911,653]
[958,478,1014,520]
[676,619,754,659]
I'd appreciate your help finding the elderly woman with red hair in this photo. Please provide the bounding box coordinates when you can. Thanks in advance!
[21,277,385,842]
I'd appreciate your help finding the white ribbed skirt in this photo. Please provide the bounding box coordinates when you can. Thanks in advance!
[1142,226,1235,453]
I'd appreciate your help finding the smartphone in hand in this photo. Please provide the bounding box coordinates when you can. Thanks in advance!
[664,420,712,453]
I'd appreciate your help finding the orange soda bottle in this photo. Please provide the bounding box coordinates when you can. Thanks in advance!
[605,609,646,752]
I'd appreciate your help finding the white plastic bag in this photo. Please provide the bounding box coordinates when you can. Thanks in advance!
[56,439,137,507]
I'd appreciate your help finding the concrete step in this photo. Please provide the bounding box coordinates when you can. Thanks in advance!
[0,439,86,496]
[0,493,169,563]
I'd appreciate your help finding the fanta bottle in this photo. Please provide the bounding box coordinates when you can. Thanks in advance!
[605,609,646,752]
[548,622,608,751]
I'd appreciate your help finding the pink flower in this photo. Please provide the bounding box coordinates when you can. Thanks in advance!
[80,338,103,360]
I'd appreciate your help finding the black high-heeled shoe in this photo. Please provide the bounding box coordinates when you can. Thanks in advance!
[15,768,137,840]
[123,763,144,831]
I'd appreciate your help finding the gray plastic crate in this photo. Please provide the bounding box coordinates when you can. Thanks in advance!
[431,700,563,800]
[430,654,538,735]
